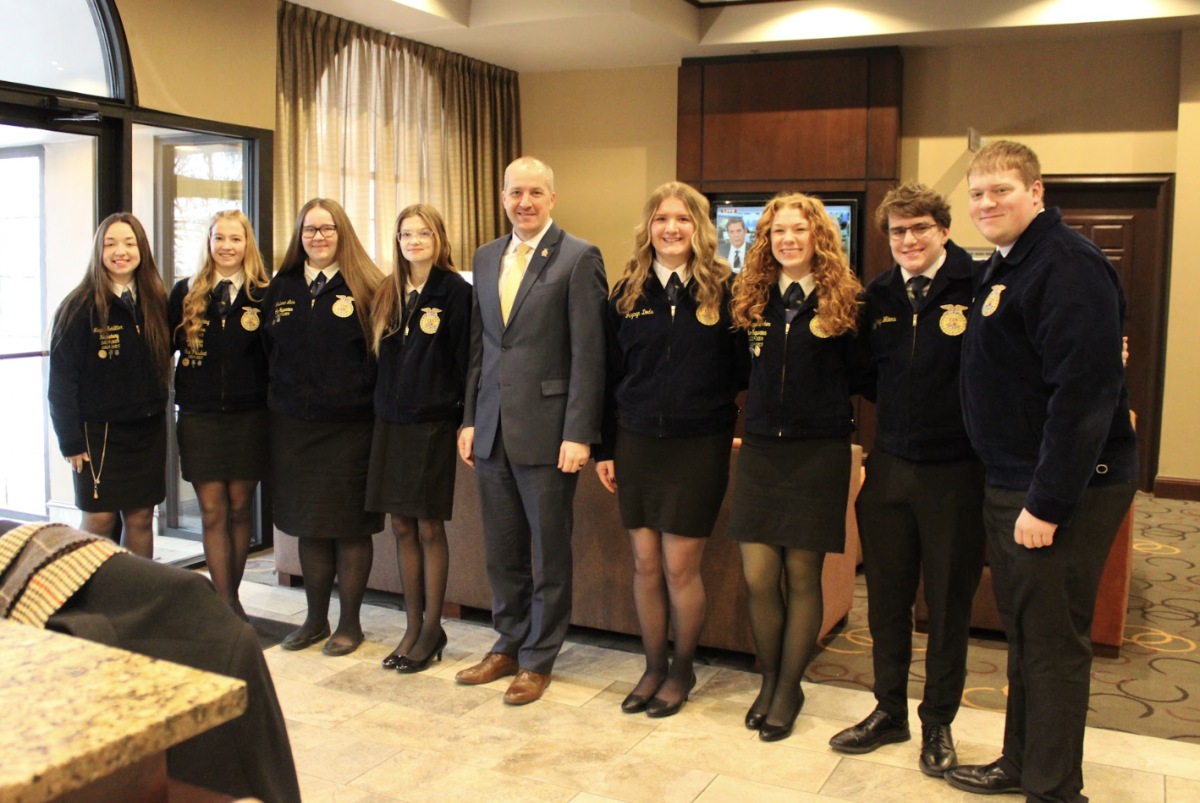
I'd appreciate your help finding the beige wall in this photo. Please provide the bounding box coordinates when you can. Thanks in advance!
[520,66,678,285]
[114,0,276,130]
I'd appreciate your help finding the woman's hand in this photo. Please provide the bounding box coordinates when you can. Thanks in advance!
[66,453,88,473]
[595,460,617,493]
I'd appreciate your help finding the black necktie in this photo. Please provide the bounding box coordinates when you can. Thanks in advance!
[118,288,136,318]
[907,275,931,312]
[783,281,805,324]
[665,272,684,306]
[213,279,233,319]
[310,272,326,298]
[733,250,741,270]
[402,289,419,340]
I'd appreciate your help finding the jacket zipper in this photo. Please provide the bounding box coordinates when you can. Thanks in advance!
[778,318,790,437]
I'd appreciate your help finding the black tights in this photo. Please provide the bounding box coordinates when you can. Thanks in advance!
[82,508,153,559]
[195,479,258,619]
[294,536,374,650]
[740,543,825,728]
[629,529,707,705]
[386,517,449,662]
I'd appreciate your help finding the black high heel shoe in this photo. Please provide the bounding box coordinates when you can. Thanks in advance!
[621,678,664,714]
[645,672,697,719]
[758,690,804,742]
[381,650,407,669]
[397,630,448,674]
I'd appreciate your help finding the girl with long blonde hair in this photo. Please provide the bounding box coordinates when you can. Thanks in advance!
[168,210,271,617]
[727,192,866,742]
[366,204,471,672]
[595,181,748,717]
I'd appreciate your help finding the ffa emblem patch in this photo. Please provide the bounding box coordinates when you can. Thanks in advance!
[939,305,968,336]
[332,295,355,318]
[98,349,108,359]
[981,285,1006,317]
[696,307,720,326]
[809,316,832,339]
[240,308,260,331]
[420,308,442,334]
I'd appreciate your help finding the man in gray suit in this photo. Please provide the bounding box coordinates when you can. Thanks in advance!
[719,216,748,270]
[455,156,608,704]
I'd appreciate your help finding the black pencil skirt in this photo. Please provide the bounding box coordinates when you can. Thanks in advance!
[177,408,269,483]
[612,425,736,539]
[72,413,167,513]
[365,417,458,520]
[269,412,383,539]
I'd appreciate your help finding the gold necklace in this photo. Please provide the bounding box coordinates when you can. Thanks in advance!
[84,423,109,499]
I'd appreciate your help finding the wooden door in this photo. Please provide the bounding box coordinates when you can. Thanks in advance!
[1045,175,1173,492]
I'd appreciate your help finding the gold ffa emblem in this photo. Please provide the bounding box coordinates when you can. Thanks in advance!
[332,295,355,318]
[419,307,442,334]
[939,304,968,336]
[696,307,720,326]
[181,357,190,367]
[240,307,260,331]
[809,316,832,339]
[981,285,1006,317]
[97,349,108,359]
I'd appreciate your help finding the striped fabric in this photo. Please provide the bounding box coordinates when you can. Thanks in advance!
[0,522,126,628]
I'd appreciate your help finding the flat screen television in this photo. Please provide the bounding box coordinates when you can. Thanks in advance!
[708,192,863,277]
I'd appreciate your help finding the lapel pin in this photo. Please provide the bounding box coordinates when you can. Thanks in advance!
[541,248,549,257]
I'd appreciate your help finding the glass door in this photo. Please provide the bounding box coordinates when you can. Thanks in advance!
[131,124,257,563]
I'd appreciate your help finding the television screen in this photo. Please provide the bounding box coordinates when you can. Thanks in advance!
[710,193,862,276]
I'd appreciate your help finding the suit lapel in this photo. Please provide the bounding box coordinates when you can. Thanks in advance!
[506,224,562,326]
[477,239,506,332]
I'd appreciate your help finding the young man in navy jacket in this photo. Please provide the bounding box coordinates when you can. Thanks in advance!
[829,184,985,777]
[946,141,1137,802]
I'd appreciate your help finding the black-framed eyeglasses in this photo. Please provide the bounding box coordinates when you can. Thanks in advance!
[887,222,939,241]
[301,224,338,239]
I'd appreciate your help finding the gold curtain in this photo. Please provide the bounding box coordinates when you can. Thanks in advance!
[275,1,521,271]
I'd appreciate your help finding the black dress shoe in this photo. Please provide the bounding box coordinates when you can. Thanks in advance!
[397,631,448,674]
[945,760,1023,795]
[919,723,957,777]
[758,691,803,743]
[645,672,696,718]
[745,709,766,730]
[280,624,331,651]
[381,651,407,669]
[621,691,653,714]
[828,708,910,754]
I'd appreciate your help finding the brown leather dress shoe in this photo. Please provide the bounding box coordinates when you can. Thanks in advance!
[503,669,551,705]
[455,652,519,685]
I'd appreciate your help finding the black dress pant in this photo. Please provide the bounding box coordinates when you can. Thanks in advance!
[857,451,986,725]
[986,480,1136,803]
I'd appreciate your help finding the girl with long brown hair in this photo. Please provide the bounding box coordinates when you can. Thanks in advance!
[48,213,171,558]
[366,204,471,672]
[727,192,866,741]
[168,210,271,618]
[595,182,747,717]
[263,198,385,656]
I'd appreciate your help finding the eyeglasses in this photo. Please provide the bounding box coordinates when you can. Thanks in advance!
[398,230,434,242]
[301,224,338,239]
[887,222,939,241]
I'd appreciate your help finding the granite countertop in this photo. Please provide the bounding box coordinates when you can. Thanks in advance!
[0,619,247,803]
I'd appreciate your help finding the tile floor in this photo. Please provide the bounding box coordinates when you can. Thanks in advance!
[238,581,1200,803]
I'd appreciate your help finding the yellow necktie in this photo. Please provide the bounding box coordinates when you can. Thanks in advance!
[500,242,532,324]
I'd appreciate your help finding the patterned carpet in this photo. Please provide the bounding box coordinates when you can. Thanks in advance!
[810,492,1200,744]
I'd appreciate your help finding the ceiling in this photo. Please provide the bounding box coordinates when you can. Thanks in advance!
[290,0,1200,73]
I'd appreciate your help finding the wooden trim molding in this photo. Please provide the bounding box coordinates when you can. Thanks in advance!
[1152,477,1200,501]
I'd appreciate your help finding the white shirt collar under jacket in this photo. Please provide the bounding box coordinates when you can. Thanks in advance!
[653,259,691,288]
[304,262,340,285]
[776,272,815,299]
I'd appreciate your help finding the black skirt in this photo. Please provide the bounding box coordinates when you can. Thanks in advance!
[72,413,167,513]
[365,417,458,520]
[726,433,851,553]
[269,412,383,539]
[177,408,269,483]
[613,425,735,539]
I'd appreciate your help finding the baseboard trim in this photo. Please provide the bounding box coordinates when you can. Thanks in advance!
[1153,476,1200,501]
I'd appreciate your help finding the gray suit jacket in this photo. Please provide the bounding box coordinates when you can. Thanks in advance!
[464,222,608,465]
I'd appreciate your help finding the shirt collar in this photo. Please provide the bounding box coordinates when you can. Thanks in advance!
[777,271,815,298]
[900,249,947,284]
[507,219,554,256]
[304,262,340,284]
[653,259,691,288]
[110,278,136,301]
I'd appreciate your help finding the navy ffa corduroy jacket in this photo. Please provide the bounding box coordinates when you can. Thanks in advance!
[261,269,376,422]
[861,240,979,462]
[374,268,472,425]
[742,284,869,440]
[168,278,269,413]
[596,274,747,459]
[48,295,168,456]
[961,207,1138,525]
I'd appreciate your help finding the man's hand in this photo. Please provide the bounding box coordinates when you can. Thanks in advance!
[458,426,476,467]
[558,441,590,474]
[595,460,617,493]
[1014,507,1057,549]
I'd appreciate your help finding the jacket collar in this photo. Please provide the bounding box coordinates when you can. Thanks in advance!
[980,207,1062,286]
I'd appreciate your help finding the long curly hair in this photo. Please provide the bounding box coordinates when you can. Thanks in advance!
[278,198,383,340]
[613,182,730,319]
[177,210,269,350]
[52,213,171,387]
[371,204,457,355]
[731,192,861,335]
